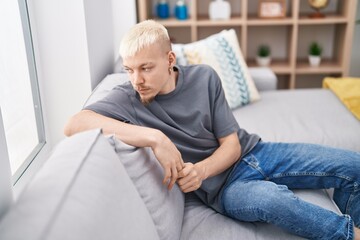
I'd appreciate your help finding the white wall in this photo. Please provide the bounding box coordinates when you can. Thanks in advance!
[84,0,114,89]
[28,0,136,147]
[29,0,93,147]
[111,0,137,60]
[84,0,137,87]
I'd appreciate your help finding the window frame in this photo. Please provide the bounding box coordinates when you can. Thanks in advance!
[10,0,46,185]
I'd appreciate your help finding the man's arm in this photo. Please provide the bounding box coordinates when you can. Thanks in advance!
[64,110,184,190]
[177,131,241,193]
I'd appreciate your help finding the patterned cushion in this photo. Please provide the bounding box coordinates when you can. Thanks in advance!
[172,29,260,109]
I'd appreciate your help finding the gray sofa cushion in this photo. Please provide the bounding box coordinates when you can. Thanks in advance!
[84,73,130,107]
[108,136,185,240]
[233,89,360,152]
[0,129,160,240]
[248,67,277,91]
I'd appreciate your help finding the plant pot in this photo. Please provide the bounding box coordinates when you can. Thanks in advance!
[209,0,231,20]
[256,56,271,67]
[308,55,321,67]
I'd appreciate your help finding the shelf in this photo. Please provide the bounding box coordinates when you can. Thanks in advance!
[247,17,294,26]
[298,15,347,25]
[197,16,243,26]
[295,60,343,74]
[138,0,357,89]
[248,60,292,74]
[271,62,293,74]
[153,18,194,27]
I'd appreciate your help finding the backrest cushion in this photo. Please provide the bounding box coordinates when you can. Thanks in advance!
[172,29,260,109]
[108,136,185,240]
[0,130,160,240]
[83,73,130,107]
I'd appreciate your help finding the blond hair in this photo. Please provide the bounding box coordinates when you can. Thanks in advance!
[119,20,171,58]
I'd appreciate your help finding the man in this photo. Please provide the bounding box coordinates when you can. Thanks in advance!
[64,20,360,239]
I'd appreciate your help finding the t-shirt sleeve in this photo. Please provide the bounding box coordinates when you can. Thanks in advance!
[84,86,137,124]
[210,69,240,139]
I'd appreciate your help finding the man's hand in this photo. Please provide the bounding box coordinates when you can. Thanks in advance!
[151,133,185,190]
[176,132,241,193]
[177,162,205,193]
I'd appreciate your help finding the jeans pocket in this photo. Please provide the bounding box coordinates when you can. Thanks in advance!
[242,154,267,179]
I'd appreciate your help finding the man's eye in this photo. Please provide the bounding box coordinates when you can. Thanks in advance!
[143,67,151,72]
[125,68,133,74]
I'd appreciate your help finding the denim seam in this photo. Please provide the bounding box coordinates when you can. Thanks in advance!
[270,172,360,192]
[271,172,354,181]
[270,172,359,192]
[345,215,354,240]
[331,215,354,240]
[346,193,356,218]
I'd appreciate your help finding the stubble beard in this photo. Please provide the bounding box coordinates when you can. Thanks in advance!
[140,95,155,106]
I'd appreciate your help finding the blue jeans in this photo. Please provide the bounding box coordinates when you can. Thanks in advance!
[221,142,360,240]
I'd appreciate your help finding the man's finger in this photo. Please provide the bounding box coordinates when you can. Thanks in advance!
[178,164,192,178]
[163,168,171,185]
[182,183,200,193]
[179,179,193,191]
[176,161,184,172]
[168,166,178,190]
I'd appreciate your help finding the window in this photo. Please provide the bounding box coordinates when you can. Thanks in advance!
[0,0,45,184]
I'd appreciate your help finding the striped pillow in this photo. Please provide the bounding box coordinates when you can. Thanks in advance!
[172,29,260,109]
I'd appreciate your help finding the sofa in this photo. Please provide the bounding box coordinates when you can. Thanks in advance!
[0,67,359,240]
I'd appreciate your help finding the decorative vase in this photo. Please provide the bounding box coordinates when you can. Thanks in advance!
[209,0,231,20]
[308,55,321,67]
[175,0,188,20]
[256,56,271,67]
[157,0,169,19]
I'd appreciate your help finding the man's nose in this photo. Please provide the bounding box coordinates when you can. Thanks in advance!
[132,71,144,85]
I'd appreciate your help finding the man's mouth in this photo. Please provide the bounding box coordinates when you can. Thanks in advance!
[137,87,150,94]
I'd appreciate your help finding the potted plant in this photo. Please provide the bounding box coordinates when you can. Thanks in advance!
[256,45,271,67]
[308,42,322,67]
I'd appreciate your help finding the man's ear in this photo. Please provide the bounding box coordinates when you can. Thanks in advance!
[168,51,177,66]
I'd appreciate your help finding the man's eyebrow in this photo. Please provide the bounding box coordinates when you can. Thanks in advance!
[140,62,153,67]
[123,62,153,69]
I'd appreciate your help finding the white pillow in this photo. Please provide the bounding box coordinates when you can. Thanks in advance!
[107,136,185,240]
[173,29,260,109]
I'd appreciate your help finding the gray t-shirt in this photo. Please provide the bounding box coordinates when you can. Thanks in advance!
[85,64,260,213]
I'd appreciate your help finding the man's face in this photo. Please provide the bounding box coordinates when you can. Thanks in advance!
[123,43,174,105]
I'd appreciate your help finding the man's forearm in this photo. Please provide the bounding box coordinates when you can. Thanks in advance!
[64,110,185,190]
[196,132,241,180]
[64,110,160,149]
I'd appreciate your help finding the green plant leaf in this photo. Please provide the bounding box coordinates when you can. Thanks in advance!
[257,45,271,57]
[309,42,322,56]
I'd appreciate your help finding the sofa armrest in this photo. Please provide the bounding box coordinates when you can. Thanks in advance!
[249,67,278,91]
[0,130,160,240]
